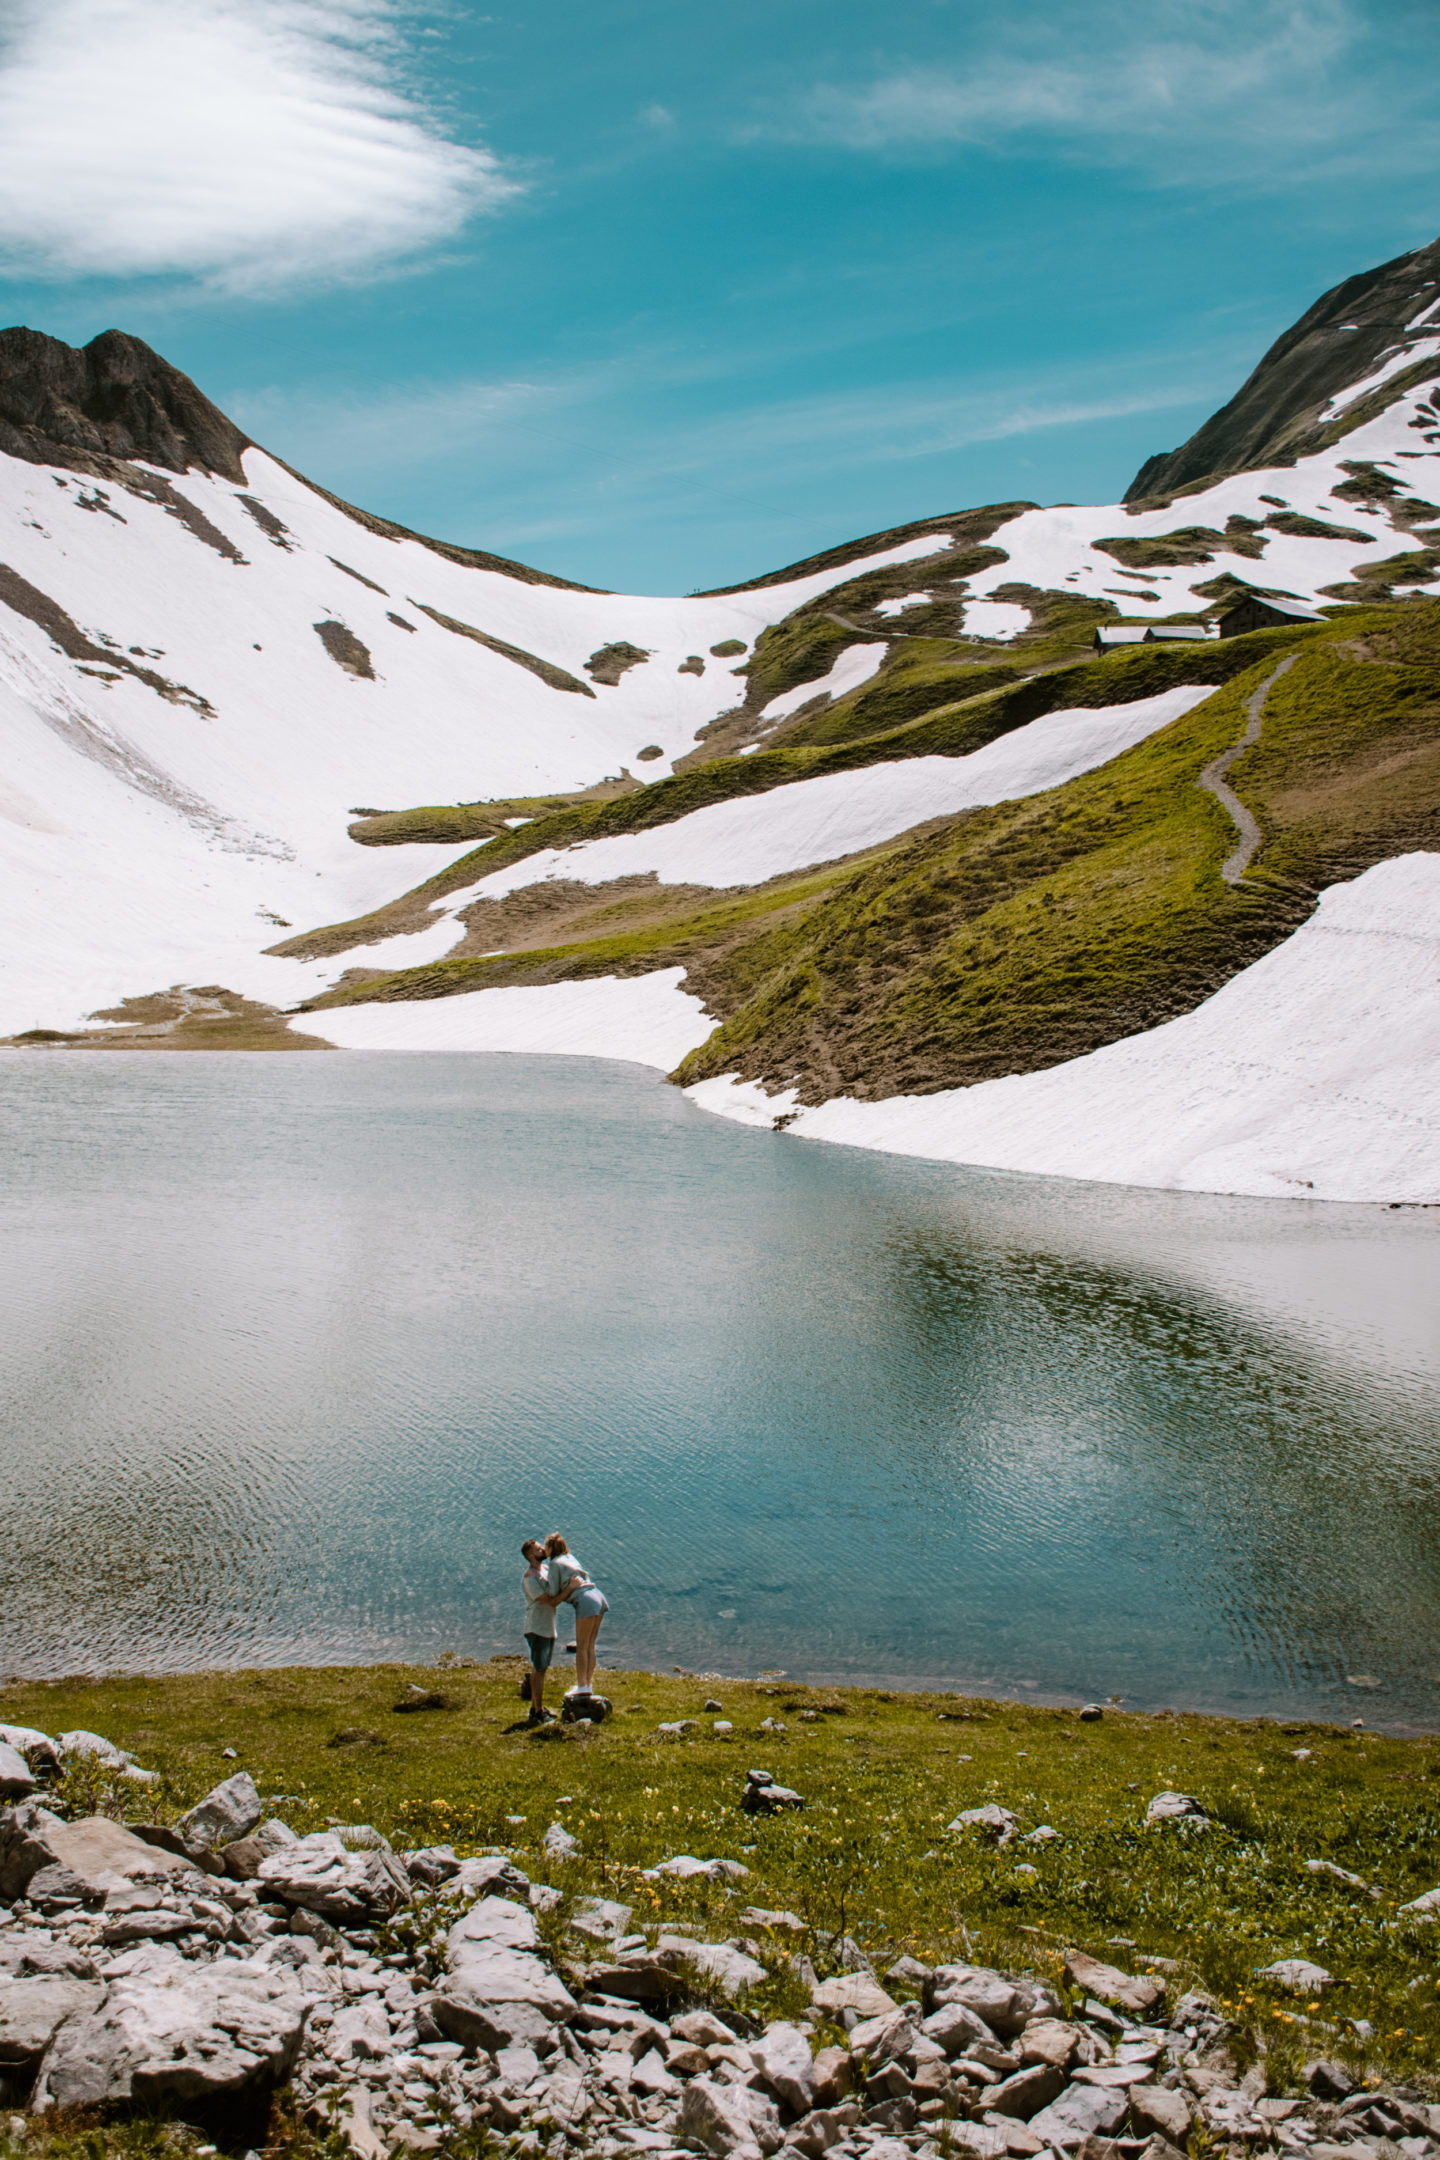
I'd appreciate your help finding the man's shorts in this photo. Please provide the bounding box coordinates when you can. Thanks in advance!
[525,1632,555,1672]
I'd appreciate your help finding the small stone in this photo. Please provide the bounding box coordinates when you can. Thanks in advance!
[748,2020,817,2113]
[1079,1706,1104,1722]
[1306,2060,1356,2100]
[1062,1951,1164,2019]
[810,1974,897,2020]
[1255,1958,1334,1992]
[1130,2086,1193,2144]
[542,1823,579,1862]
[704,1700,723,1713]
[947,1805,1020,1846]
[1144,1792,1210,1829]
[714,1721,733,1734]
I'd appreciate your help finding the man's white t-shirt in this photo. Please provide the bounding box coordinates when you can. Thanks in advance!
[523,1565,556,1639]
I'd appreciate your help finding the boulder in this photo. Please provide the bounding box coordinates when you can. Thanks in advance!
[678,2073,784,2154]
[255,1831,411,1923]
[1144,1792,1210,1829]
[922,1999,997,2052]
[403,1844,461,1887]
[0,1744,37,1804]
[810,2047,854,2107]
[448,1894,541,1958]
[989,2063,1067,2120]
[452,1853,530,1900]
[1062,1951,1164,2018]
[947,1806,1020,1846]
[175,1772,263,1853]
[655,1854,750,1881]
[434,1892,575,2050]
[99,1909,201,1946]
[327,1998,392,2061]
[1019,2020,1083,2070]
[810,1973,896,2019]
[0,1976,103,2072]
[749,2020,817,2113]
[1131,2084,1194,2143]
[655,1936,767,1997]
[787,2104,860,2155]
[0,1805,193,1904]
[847,2007,918,2065]
[0,1939,97,1982]
[568,1896,632,1944]
[673,2009,737,2047]
[1028,2081,1129,2148]
[221,1818,300,1879]
[1254,1958,1333,1993]
[1397,1885,1440,1920]
[54,1731,156,1782]
[742,1770,805,1815]
[930,1967,1026,2036]
[33,1958,309,2110]
[23,1865,93,1913]
[0,1726,60,1777]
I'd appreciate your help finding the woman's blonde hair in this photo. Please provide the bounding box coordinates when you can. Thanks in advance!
[545,1533,569,1557]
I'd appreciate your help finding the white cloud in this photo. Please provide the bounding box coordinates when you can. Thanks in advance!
[755,0,1440,186]
[0,0,518,292]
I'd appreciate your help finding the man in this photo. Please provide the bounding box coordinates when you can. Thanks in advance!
[520,1539,562,1725]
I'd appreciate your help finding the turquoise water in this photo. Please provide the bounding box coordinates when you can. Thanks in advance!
[1,1050,1438,1726]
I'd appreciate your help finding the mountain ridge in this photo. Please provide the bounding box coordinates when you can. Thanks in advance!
[1,242,1438,1202]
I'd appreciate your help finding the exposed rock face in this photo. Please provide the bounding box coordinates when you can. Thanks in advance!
[1126,234,1440,498]
[0,327,253,482]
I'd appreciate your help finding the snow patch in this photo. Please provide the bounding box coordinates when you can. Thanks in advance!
[457,683,1214,898]
[874,592,931,619]
[756,641,886,724]
[1323,339,1440,420]
[960,599,1031,640]
[687,856,1440,1206]
[303,969,711,1067]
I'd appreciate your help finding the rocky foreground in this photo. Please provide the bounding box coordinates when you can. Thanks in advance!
[0,1720,1437,2159]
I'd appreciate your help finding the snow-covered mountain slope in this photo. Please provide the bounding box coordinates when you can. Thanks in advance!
[685,855,1440,1207]
[3,231,1440,1202]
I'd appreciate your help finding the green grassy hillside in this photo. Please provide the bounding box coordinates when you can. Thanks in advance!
[293,604,1439,1112]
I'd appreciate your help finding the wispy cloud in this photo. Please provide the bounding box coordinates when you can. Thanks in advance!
[0,0,519,294]
[752,0,1440,187]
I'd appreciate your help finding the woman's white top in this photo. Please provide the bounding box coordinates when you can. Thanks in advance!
[547,1553,592,1601]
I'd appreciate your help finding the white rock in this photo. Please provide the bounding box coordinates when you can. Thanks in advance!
[175,1772,263,1852]
[1145,1791,1210,1827]
[543,1822,579,1861]
[748,2020,816,2112]
[922,1998,998,2053]
[570,1897,633,1944]
[255,1831,411,1922]
[1028,2079,1129,2146]
[677,2074,784,2154]
[1398,1885,1440,1920]
[0,1975,103,2071]
[0,1747,36,1804]
[34,1957,309,2110]
[1254,1959,1333,1992]
[655,1937,766,1997]
[947,1805,1019,1846]
[328,1997,392,2061]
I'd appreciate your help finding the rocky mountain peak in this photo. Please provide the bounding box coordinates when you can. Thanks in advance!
[1126,232,1440,501]
[0,325,252,484]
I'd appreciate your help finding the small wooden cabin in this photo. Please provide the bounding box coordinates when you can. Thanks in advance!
[1217,596,1324,638]
[1093,622,1216,655]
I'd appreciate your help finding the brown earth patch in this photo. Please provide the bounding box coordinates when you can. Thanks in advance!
[0,561,214,713]
[1,985,331,1051]
[313,620,375,680]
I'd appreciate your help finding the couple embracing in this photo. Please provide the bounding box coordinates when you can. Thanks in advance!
[520,1533,609,1725]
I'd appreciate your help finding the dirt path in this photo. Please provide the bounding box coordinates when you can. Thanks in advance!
[1198,652,1296,883]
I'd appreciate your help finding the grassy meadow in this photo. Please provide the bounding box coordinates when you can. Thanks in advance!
[5,1659,1439,2098]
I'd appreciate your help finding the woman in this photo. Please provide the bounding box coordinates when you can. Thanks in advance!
[545,1532,608,1695]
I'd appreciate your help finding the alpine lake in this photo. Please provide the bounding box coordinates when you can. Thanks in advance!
[1,1050,1437,1728]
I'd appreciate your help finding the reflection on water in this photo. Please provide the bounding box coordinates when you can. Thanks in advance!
[1,1050,1437,1725]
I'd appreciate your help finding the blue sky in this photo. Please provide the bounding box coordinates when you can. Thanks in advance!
[0,0,1436,592]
